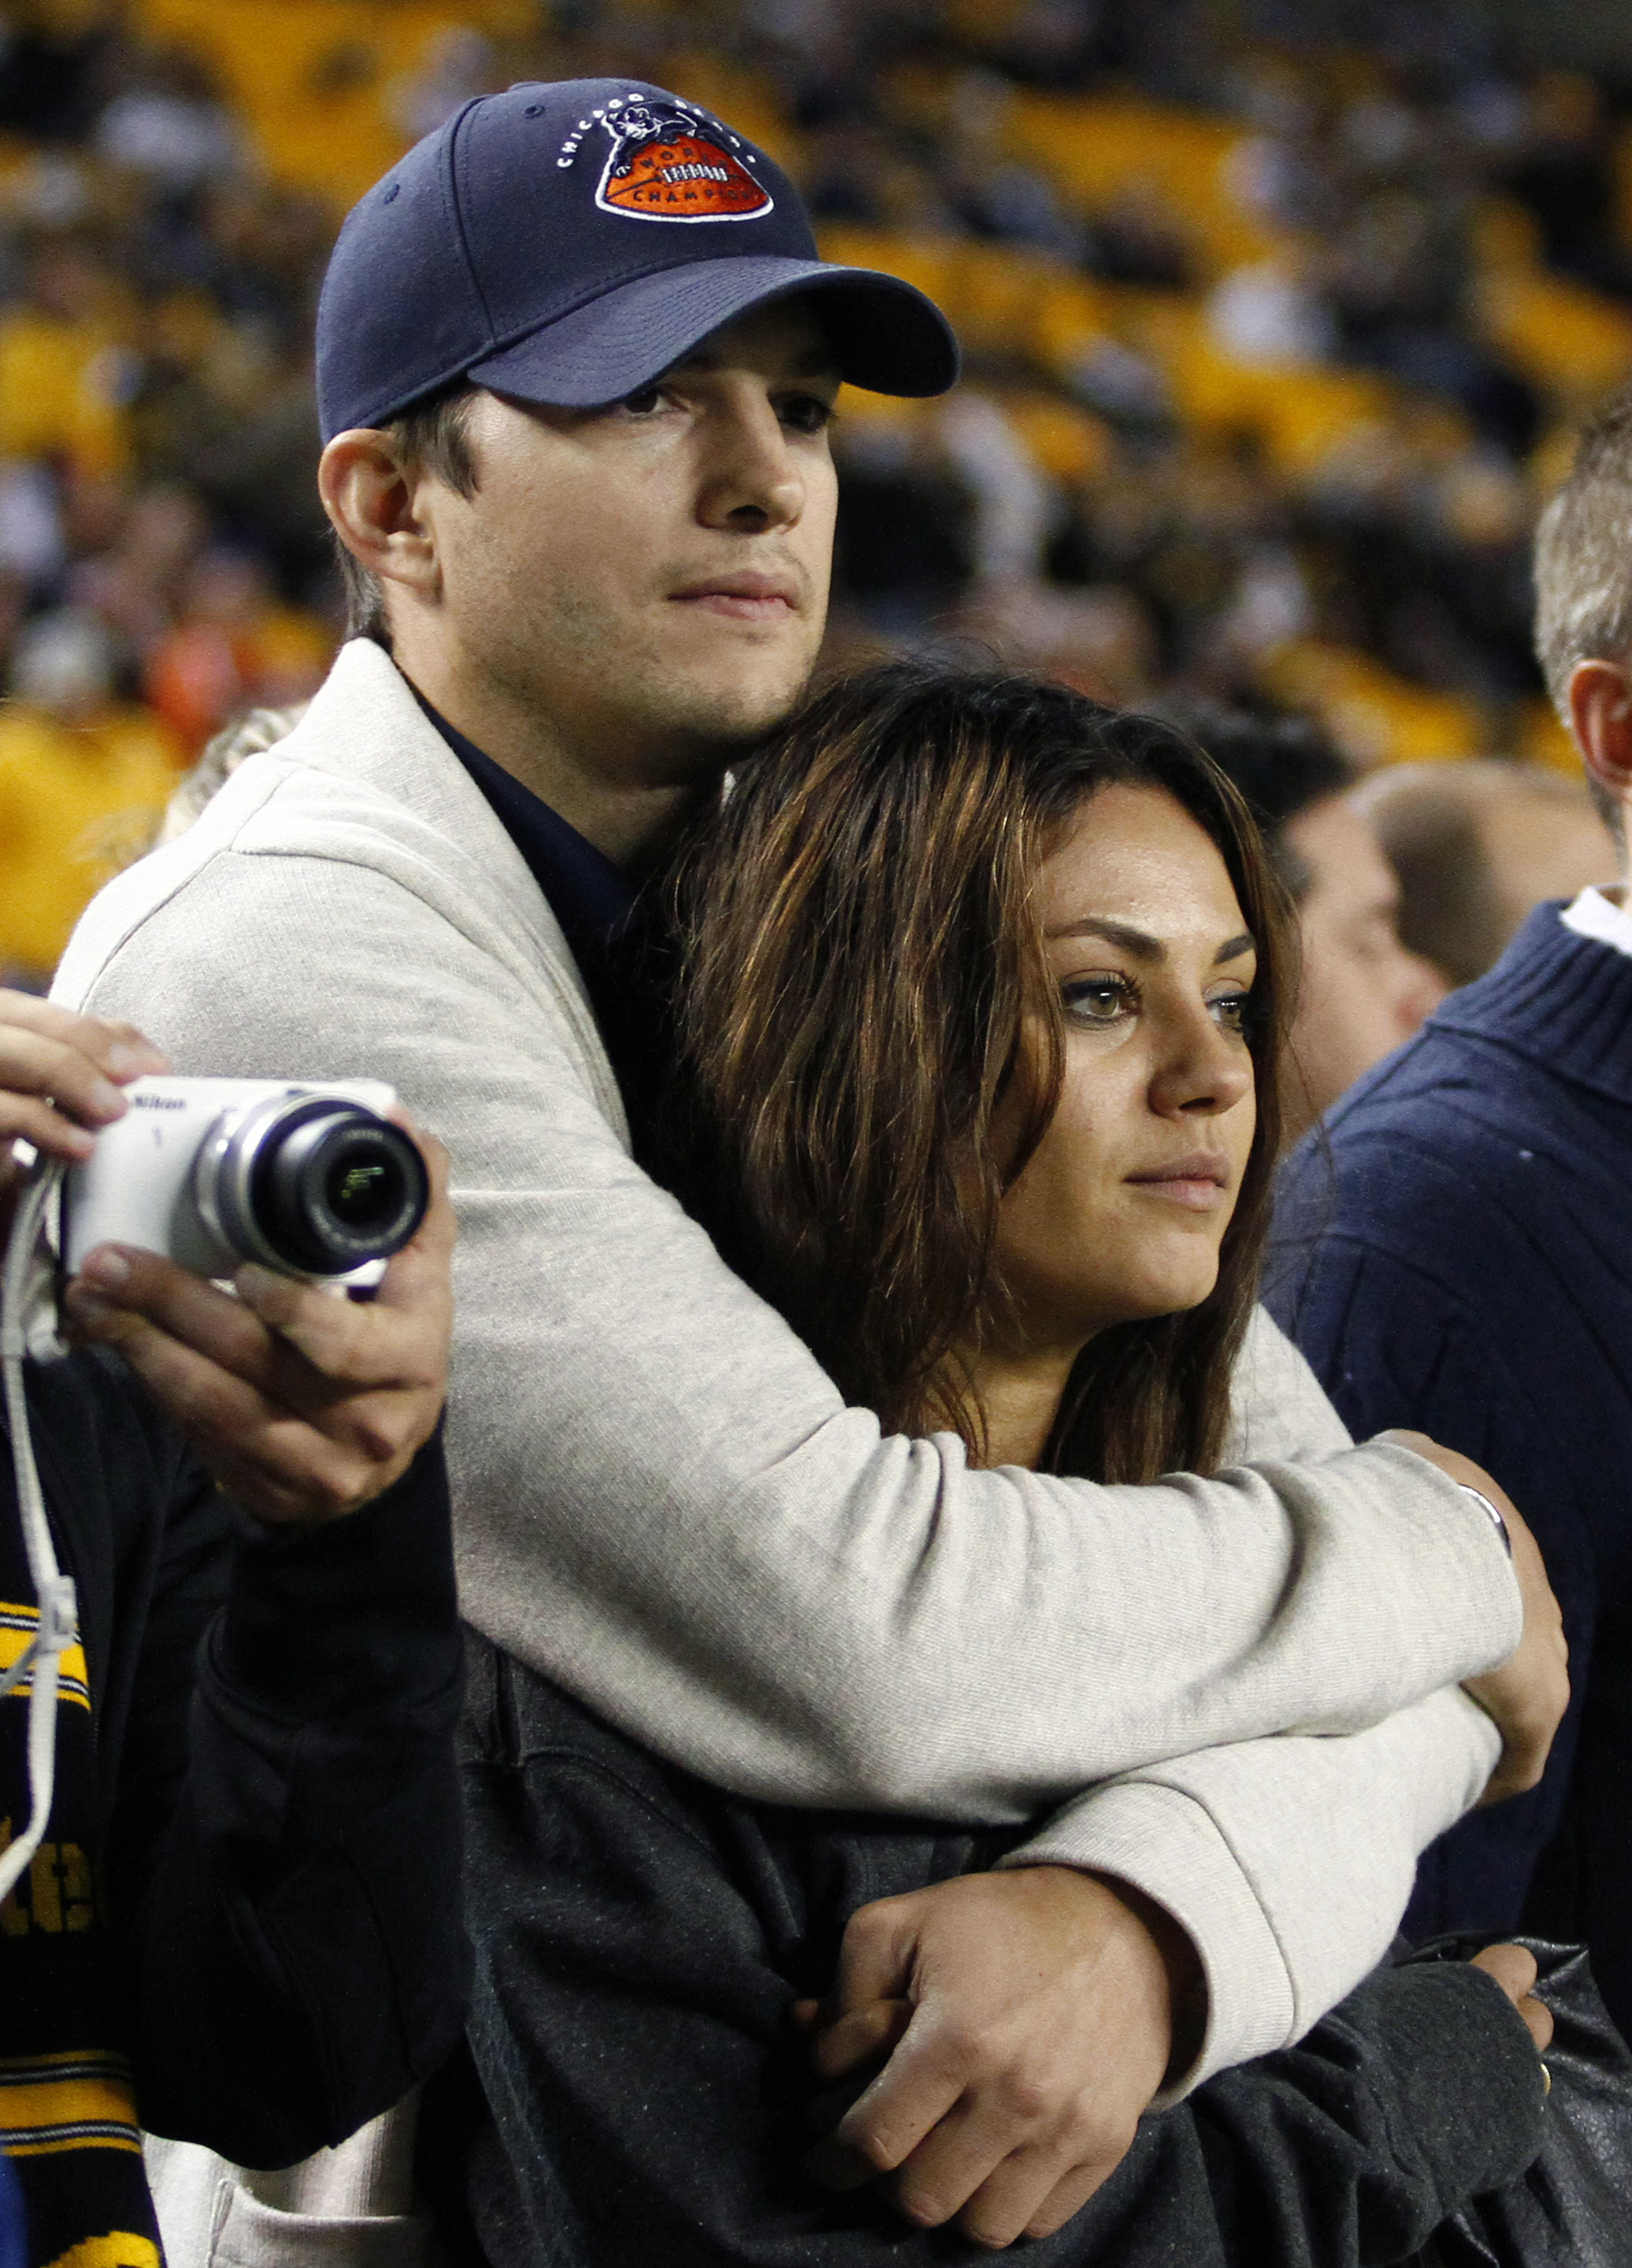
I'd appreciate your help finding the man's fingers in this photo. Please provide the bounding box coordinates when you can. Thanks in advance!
[0,991,168,1075]
[230,1264,440,1399]
[948,2127,1123,2250]
[370,1130,456,1313]
[66,1294,404,1523]
[809,1999,913,2082]
[830,2011,968,2170]
[0,1095,97,1165]
[825,1894,919,2016]
[1022,2158,1114,2242]
[69,1251,288,1389]
[0,996,167,1113]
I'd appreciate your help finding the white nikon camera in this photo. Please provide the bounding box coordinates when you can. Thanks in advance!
[62,1077,429,1286]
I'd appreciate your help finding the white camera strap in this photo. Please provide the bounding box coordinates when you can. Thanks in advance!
[0,1159,79,1904]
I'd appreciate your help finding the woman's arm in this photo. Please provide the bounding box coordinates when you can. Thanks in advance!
[451,1647,1550,2267]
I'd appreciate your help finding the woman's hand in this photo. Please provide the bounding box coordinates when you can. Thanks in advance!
[1471,1943,1554,2056]
[0,991,169,1240]
[60,1126,454,1527]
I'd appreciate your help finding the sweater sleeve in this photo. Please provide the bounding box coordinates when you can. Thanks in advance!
[1001,1686,1501,2089]
[116,1436,469,2167]
[61,848,1520,1807]
[58,830,1518,2098]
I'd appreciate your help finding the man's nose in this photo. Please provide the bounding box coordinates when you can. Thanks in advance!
[696,395,805,533]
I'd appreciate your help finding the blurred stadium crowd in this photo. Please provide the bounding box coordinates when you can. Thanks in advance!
[2,0,1630,989]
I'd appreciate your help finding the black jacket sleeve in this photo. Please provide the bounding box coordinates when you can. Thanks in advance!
[442,1645,1546,2268]
[24,1352,469,2168]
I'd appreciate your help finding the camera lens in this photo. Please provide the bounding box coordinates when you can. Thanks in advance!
[325,1142,407,1230]
[239,1101,429,1274]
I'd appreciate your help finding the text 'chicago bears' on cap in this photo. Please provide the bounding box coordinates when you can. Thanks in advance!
[316,78,960,440]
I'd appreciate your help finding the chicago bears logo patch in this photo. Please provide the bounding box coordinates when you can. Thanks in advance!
[570,97,773,224]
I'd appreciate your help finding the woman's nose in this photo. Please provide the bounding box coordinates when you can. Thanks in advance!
[1150,1006,1255,1118]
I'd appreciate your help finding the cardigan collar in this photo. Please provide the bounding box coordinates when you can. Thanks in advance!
[1429,898,1632,1108]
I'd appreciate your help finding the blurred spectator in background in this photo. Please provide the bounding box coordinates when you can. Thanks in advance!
[1157,698,1444,1139]
[0,606,178,986]
[4,0,1632,990]
[1353,757,1616,989]
[143,545,329,751]
[1268,381,1632,2043]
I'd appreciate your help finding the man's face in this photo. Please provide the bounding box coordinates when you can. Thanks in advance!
[412,300,840,788]
[1282,793,1445,1136]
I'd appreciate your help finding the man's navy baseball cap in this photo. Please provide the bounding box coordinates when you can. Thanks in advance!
[316,78,960,440]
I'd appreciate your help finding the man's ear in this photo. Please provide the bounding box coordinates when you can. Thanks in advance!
[318,430,440,602]
[1567,658,1632,810]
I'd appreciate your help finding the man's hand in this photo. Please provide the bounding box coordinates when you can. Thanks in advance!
[0,992,169,1238]
[60,1128,453,1528]
[1380,1431,1569,1805]
[798,1868,1200,2250]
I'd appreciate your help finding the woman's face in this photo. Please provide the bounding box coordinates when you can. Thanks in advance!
[994,782,1259,1354]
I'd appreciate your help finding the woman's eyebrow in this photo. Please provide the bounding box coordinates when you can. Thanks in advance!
[1046,919,1258,967]
[1048,917,1164,959]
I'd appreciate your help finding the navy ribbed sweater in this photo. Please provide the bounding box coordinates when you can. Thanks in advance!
[1268,901,1632,2038]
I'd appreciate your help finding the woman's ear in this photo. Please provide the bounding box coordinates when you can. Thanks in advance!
[1567,658,1632,820]
[318,429,441,606]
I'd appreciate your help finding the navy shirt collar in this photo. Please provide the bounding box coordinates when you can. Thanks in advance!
[409,686,637,947]
[409,685,673,1166]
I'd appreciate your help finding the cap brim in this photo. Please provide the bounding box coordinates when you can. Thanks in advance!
[465,254,959,407]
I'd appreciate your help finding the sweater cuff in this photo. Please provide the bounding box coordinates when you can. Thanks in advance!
[1347,1960,1548,2202]
[996,1777,1296,2101]
[210,1425,460,1721]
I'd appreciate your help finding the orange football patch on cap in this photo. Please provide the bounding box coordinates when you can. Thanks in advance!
[598,132,772,222]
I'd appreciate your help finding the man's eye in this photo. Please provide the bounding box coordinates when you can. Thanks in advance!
[621,385,664,415]
[1062,974,1138,1025]
[780,392,835,434]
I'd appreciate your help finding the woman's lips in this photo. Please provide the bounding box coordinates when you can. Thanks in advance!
[1124,1157,1231,1212]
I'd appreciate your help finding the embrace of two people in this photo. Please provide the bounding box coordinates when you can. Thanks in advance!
[0,76,1577,2268]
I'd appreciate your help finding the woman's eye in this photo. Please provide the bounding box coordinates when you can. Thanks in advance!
[1062,973,1138,1026]
[1210,989,1253,1037]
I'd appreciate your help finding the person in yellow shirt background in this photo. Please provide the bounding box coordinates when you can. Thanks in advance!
[0,606,180,985]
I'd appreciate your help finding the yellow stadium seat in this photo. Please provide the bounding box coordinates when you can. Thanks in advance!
[128,0,534,213]
[1477,267,1632,406]
[0,310,130,480]
[1262,642,1483,768]
[996,389,1111,483]
[1517,699,1585,778]
[1000,95,1283,280]
[0,704,182,983]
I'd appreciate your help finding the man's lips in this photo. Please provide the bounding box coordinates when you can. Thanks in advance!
[1124,1154,1232,1212]
[669,571,800,621]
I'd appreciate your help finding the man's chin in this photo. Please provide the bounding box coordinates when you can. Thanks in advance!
[653,654,819,750]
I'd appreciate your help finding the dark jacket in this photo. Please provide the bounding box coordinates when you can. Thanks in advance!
[1268,903,1632,2036]
[11,1347,468,2170]
[430,1638,1548,2268]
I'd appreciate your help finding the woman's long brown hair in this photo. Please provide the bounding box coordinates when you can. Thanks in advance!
[665,662,1294,1485]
